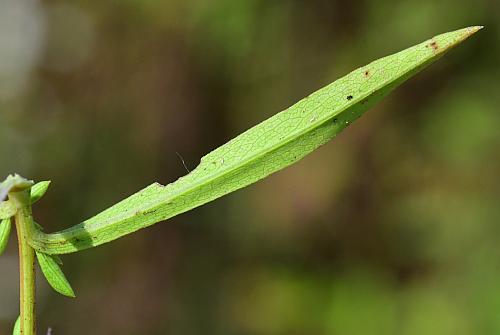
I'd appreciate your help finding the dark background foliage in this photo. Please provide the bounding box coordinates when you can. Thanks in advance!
[0,0,499,334]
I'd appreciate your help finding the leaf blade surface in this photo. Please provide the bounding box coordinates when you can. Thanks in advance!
[36,251,76,298]
[28,27,482,254]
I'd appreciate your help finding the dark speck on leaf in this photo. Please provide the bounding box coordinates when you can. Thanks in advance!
[333,118,338,123]
[347,95,353,100]
[364,70,370,77]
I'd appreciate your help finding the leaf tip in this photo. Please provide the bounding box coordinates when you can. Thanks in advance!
[30,180,51,204]
[458,26,483,41]
[36,251,76,298]
[428,26,483,56]
[455,25,483,44]
[66,289,77,298]
[467,25,484,34]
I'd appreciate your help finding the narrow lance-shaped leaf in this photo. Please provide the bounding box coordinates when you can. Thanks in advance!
[30,181,51,204]
[36,251,76,298]
[27,26,482,255]
[0,218,12,255]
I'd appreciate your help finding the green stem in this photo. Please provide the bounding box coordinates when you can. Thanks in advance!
[10,190,36,335]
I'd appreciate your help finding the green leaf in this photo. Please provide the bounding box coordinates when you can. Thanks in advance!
[0,201,16,220]
[36,251,76,298]
[30,181,51,204]
[0,218,12,255]
[12,316,20,335]
[27,26,482,255]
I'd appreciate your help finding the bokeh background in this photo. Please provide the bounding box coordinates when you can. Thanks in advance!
[0,0,499,334]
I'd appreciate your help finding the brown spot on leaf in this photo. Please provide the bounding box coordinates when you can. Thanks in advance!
[347,95,353,100]
[429,41,439,51]
[364,70,370,77]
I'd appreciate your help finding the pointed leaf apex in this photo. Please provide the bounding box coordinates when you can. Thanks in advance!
[463,25,484,38]
[36,251,76,298]
[31,181,51,204]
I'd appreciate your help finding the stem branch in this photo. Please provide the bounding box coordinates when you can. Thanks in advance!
[11,190,36,335]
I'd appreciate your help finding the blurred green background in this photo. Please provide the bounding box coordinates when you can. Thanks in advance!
[0,0,498,334]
